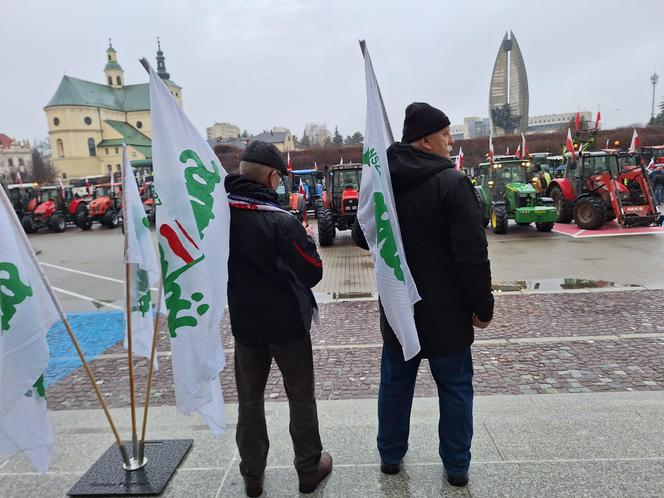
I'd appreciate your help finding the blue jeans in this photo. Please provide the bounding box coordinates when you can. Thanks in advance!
[377,344,474,476]
[655,186,664,204]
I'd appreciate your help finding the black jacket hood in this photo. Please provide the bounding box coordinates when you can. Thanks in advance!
[387,142,454,192]
[225,173,278,203]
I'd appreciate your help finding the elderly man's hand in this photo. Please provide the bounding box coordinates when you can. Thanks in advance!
[304,223,315,238]
[472,314,491,329]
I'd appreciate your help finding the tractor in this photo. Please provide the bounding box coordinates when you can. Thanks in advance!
[139,181,157,225]
[274,175,306,222]
[86,183,122,228]
[547,151,659,229]
[289,169,325,216]
[639,145,664,167]
[6,183,38,219]
[21,185,90,233]
[474,156,557,234]
[316,163,361,246]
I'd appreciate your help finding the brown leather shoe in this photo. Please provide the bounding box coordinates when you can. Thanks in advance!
[243,474,264,497]
[298,451,333,494]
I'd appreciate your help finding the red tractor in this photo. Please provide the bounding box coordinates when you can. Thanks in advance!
[6,183,38,220]
[86,183,122,228]
[21,185,90,233]
[547,151,659,229]
[139,181,157,225]
[639,145,664,167]
[316,163,361,246]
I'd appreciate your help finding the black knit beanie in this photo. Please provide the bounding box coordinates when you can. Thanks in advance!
[240,140,287,175]
[401,102,451,143]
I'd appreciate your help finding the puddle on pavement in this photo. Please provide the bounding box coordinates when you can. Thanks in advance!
[491,278,623,292]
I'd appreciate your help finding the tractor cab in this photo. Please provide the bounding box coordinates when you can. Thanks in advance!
[640,145,664,167]
[274,175,306,222]
[22,185,89,233]
[289,169,325,212]
[6,183,37,218]
[87,183,122,228]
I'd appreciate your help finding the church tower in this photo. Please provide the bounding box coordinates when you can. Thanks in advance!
[155,37,183,105]
[104,39,124,88]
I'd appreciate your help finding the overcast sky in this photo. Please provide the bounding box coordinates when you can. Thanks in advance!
[2,0,663,143]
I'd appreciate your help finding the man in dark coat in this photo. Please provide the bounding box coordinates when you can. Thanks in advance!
[353,103,494,487]
[225,140,332,496]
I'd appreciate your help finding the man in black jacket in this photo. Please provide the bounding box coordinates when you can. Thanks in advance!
[226,141,332,496]
[353,103,494,487]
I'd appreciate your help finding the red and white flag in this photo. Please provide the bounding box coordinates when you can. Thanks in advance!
[16,172,22,185]
[515,144,522,160]
[647,157,655,171]
[605,139,610,149]
[488,136,495,165]
[575,112,581,130]
[298,178,306,199]
[287,152,293,172]
[521,132,528,159]
[454,147,464,171]
[505,145,510,156]
[566,128,576,160]
[595,111,601,130]
[629,129,640,154]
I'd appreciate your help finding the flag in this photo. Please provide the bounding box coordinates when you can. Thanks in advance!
[515,144,522,160]
[605,138,610,149]
[488,135,495,165]
[647,157,655,171]
[566,128,576,160]
[454,147,464,171]
[314,161,318,170]
[629,129,640,154]
[505,145,510,156]
[521,132,528,158]
[298,178,306,198]
[595,111,601,130]
[287,152,293,173]
[16,172,22,185]
[0,187,58,472]
[358,42,421,360]
[575,112,581,130]
[85,177,91,195]
[148,61,229,436]
[122,144,160,369]
[340,157,344,165]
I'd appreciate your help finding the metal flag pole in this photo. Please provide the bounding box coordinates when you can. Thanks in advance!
[138,280,164,464]
[0,187,130,466]
[121,144,147,471]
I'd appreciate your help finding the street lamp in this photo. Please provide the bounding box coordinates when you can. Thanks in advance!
[651,72,659,120]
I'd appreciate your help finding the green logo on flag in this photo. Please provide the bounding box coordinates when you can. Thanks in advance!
[181,149,222,239]
[363,148,381,175]
[133,268,152,317]
[0,262,34,332]
[373,193,404,282]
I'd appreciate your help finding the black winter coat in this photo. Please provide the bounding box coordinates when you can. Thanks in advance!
[225,174,322,344]
[353,143,494,357]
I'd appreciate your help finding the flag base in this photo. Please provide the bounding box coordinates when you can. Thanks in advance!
[68,439,193,496]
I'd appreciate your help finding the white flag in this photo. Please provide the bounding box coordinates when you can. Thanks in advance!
[358,43,421,360]
[0,187,58,472]
[148,62,229,435]
[122,144,160,369]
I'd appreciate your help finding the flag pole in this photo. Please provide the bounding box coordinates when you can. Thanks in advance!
[138,280,164,463]
[0,187,130,466]
[359,40,395,144]
[121,144,146,470]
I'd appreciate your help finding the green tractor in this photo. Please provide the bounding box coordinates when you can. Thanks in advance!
[474,156,557,234]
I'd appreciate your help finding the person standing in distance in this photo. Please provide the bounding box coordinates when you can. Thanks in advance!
[353,102,494,487]
[225,140,332,496]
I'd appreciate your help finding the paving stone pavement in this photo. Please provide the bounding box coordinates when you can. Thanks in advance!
[45,290,664,410]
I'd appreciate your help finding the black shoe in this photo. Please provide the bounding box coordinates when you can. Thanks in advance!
[380,461,401,475]
[299,451,333,494]
[243,474,264,497]
[446,473,469,487]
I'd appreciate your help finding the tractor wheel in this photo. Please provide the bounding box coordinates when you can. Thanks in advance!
[21,215,36,234]
[574,196,606,230]
[536,221,554,232]
[490,204,509,234]
[76,205,92,230]
[314,198,323,219]
[50,213,66,233]
[104,210,119,229]
[550,186,573,223]
[317,208,335,246]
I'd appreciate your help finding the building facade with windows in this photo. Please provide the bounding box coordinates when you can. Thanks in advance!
[206,122,241,140]
[0,134,32,183]
[44,40,182,179]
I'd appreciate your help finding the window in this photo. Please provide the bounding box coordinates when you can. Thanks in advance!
[8,158,13,167]
[105,148,109,154]
[116,76,121,86]
[18,158,24,166]
[108,76,113,85]
[57,139,64,158]
[53,117,60,126]
[108,54,111,61]
[107,165,112,174]
[116,164,121,172]
[87,138,96,157]
[115,147,119,154]
[84,116,92,125]
[62,172,67,179]
[136,121,143,129]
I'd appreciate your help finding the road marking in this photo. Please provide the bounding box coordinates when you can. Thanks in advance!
[51,287,123,311]
[41,261,159,291]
